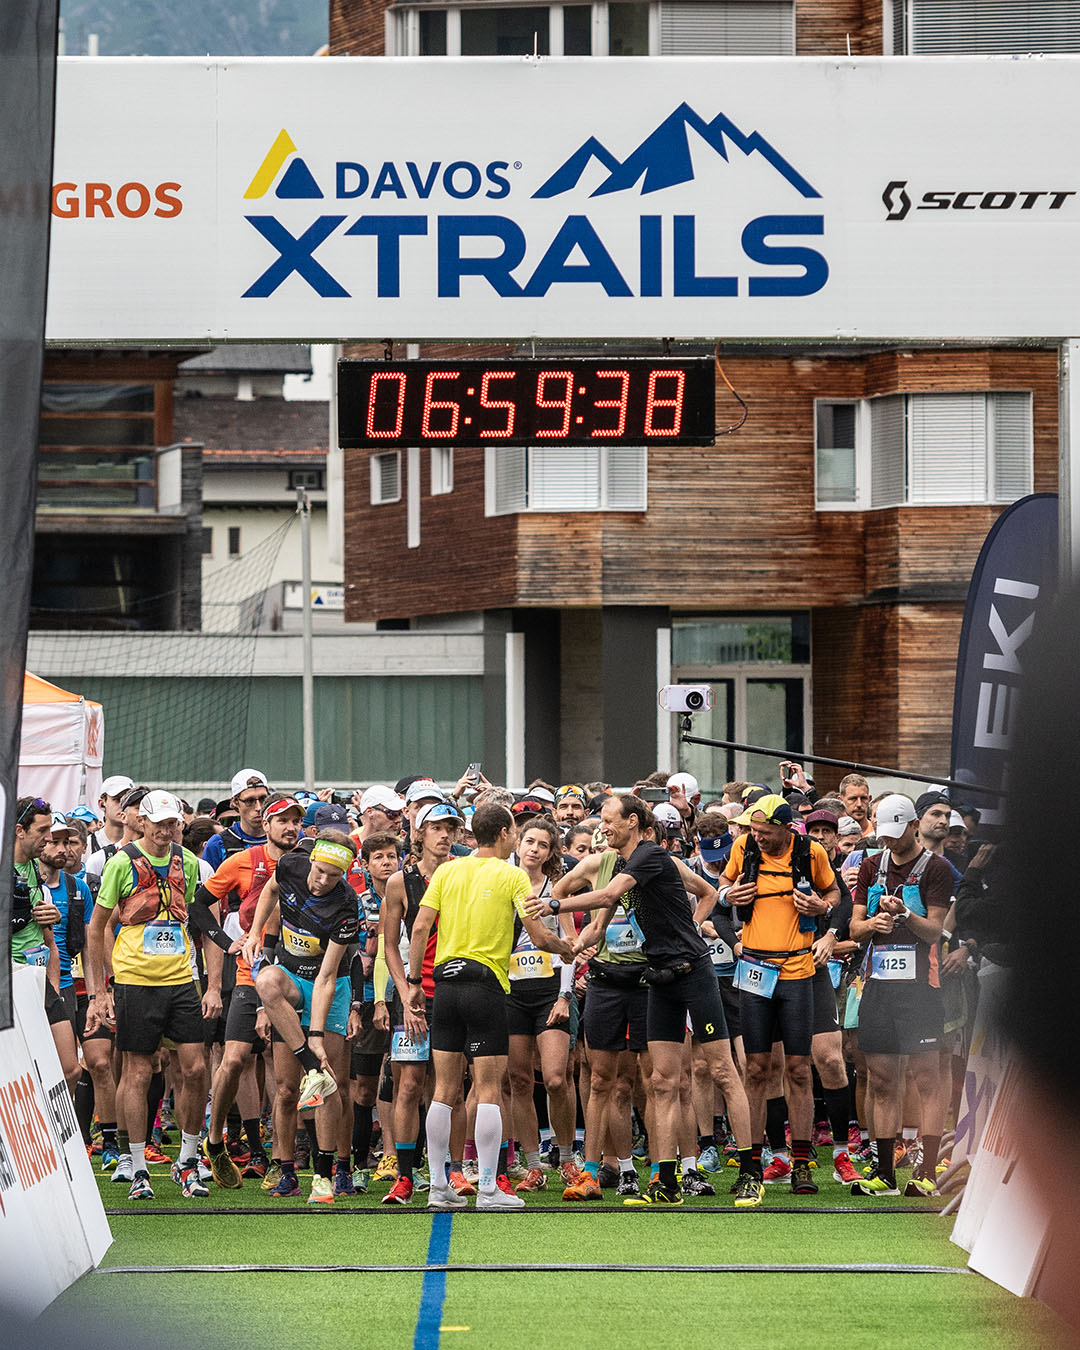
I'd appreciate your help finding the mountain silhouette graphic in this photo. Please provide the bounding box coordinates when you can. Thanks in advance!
[533,102,820,200]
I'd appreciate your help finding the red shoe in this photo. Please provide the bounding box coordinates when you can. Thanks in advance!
[515,1167,547,1194]
[496,1174,517,1197]
[228,1140,251,1166]
[762,1156,792,1184]
[143,1142,170,1165]
[381,1175,415,1206]
[847,1125,863,1154]
[832,1152,861,1185]
[448,1169,476,1197]
[242,1151,269,1179]
[812,1121,833,1147]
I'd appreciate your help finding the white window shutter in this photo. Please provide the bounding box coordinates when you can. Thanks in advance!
[494,446,527,514]
[990,392,1033,501]
[528,447,601,509]
[603,446,648,509]
[908,393,987,504]
[910,0,1080,53]
[659,1,794,55]
[370,451,401,505]
[870,396,906,508]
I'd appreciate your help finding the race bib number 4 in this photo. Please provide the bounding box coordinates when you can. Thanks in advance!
[391,1026,430,1063]
[734,957,780,1000]
[869,944,917,982]
[142,921,185,957]
[605,921,642,956]
[509,947,554,980]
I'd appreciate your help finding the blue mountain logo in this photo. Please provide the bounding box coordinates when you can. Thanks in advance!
[533,103,820,200]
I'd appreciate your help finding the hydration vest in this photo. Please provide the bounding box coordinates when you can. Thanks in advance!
[116,842,188,926]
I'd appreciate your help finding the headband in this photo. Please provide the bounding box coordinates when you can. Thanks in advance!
[310,840,354,872]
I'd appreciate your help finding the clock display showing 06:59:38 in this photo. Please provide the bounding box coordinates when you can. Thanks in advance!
[337,357,716,448]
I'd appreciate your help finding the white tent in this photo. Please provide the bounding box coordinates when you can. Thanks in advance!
[18,672,104,810]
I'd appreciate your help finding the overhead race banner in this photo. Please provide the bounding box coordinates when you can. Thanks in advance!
[949,493,1058,829]
[0,0,59,1026]
[46,54,1080,342]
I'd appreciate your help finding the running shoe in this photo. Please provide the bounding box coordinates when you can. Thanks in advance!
[352,1168,370,1194]
[854,1169,900,1198]
[269,1171,301,1198]
[461,1159,479,1184]
[904,1176,940,1199]
[631,1133,648,1159]
[681,1168,715,1197]
[596,1162,620,1190]
[178,1166,209,1198]
[563,1174,602,1202]
[448,1170,475,1196]
[202,1139,242,1190]
[762,1156,792,1184]
[559,1159,584,1188]
[143,1141,170,1165]
[294,1135,311,1171]
[571,1149,587,1172]
[477,1184,526,1211]
[333,1164,356,1197]
[413,1171,431,1192]
[227,1140,251,1166]
[506,1160,529,1181]
[428,1184,469,1212]
[812,1121,833,1147]
[852,1140,874,1164]
[733,1173,765,1209]
[298,1068,338,1113]
[373,1153,399,1182]
[382,1175,414,1206]
[261,1162,284,1192]
[808,1145,819,1169]
[515,1167,547,1193]
[625,1179,682,1207]
[308,1176,334,1205]
[832,1152,861,1185]
[496,1174,518,1197]
[697,1145,721,1174]
[243,1151,270,1180]
[100,1144,120,1172]
[111,1153,133,1183]
[196,1156,213,1184]
[936,1157,951,1177]
[128,1170,154,1200]
[906,1140,924,1175]
[848,1125,863,1154]
[616,1170,641,1199]
[790,1160,819,1195]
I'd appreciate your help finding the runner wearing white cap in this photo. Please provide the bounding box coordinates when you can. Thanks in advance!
[202,770,271,870]
[88,774,135,857]
[356,786,406,845]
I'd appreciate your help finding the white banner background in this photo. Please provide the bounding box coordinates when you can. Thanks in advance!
[46,55,1080,342]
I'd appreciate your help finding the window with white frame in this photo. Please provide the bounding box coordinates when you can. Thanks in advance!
[370,450,402,505]
[895,0,1080,53]
[389,0,794,56]
[486,445,647,514]
[815,392,1033,510]
[430,445,454,495]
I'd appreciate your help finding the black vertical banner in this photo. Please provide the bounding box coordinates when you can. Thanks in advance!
[0,2,59,1027]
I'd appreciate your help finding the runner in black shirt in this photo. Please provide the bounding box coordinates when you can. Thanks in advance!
[528,794,760,1209]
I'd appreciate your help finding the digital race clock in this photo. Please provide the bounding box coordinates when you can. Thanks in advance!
[337,358,715,449]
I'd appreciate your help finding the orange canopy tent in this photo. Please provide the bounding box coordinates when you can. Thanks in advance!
[19,673,104,810]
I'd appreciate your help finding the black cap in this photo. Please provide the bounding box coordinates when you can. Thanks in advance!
[915,791,951,817]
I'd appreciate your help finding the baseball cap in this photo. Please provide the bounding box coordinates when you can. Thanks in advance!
[139,790,184,823]
[68,805,99,824]
[837,815,862,836]
[511,797,548,818]
[652,802,683,832]
[359,785,406,814]
[699,833,733,862]
[100,774,135,799]
[915,790,951,817]
[667,772,699,798]
[230,769,269,798]
[804,808,839,829]
[404,778,446,806]
[313,802,350,830]
[742,786,768,806]
[948,810,967,830]
[528,786,556,805]
[415,801,464,831]
[302,802,321,828]
[876,794,918,840]
[49,811,74,835]
[263,795,303,822]
[736,793,793,827]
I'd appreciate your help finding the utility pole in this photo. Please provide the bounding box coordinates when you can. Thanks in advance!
[297,487,315,790]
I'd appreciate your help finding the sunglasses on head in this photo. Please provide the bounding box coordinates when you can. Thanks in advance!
[557,786,585,800]
[17,797,48,827]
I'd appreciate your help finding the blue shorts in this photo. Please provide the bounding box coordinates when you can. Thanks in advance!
[280,967,351,1036]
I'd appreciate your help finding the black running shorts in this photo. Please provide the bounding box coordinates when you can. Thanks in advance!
[75,991,114,1042]
[647,954,729,1045]
[719,978,741,1042]
[857,980,944,1057]
[224,983,262,1047]
[430,964,508,1059]
[740,973,814,1057]
[114,981,205,1054]
[350,1003,390,1078]
[583,976,648,1054]
[506,974,570,1039]
[811,965,841,1037]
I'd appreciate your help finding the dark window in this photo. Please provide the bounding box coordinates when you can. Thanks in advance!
[461,6,549,54]
[201,527,213,555]
[563,5,592,53]
[228,526,241,557]
[609,1,649,54]
[375,617,411,631]
[420,9,447,53]
[288,468,324,490]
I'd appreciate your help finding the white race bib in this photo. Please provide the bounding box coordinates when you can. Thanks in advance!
[869,944,917,982]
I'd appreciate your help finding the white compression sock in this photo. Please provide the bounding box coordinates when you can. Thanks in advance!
[475,1102,503,1194]
[425,1101,453,1188]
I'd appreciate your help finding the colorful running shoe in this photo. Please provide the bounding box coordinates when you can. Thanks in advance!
[515,1167,547,1193]
[128,1170,154,1200]
[201,1139,242,1189]
[298,1068,337,1113]
[762,1155,792,1184]
[733,1173,765,1209]
[269,1170,301,1198]
[382,1175,414,1206]
[832,1152,861,1185]
[308,1176,334,1205]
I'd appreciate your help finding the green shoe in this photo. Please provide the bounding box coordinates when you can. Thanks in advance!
[733,1173,765,1209]
[260,1162,284,1192]
[624,1179,683,1207]
[855,1171,900,1197]
[202,1138,242,1190]
[904,1175,939,1198]
[352,1167,370,1194]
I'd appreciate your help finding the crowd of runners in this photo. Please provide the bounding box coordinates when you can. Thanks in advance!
[10,758,990,1209]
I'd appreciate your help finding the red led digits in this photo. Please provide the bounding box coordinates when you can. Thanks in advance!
[534,370,574,438]
[591,370,629,437]
[420,370,461,439]
[365,371,407,439]
[479,369,516,438]
[644,369,685,437]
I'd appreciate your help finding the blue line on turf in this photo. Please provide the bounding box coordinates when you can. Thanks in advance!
[413,1212,453,1350]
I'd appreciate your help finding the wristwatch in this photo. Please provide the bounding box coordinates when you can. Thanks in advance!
[549,898,561,914]
[406,975,424,986]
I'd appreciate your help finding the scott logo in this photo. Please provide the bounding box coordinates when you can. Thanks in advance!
[884,179,1075,221]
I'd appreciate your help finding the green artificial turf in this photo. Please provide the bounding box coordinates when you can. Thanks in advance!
[41,1151,1066,1350]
